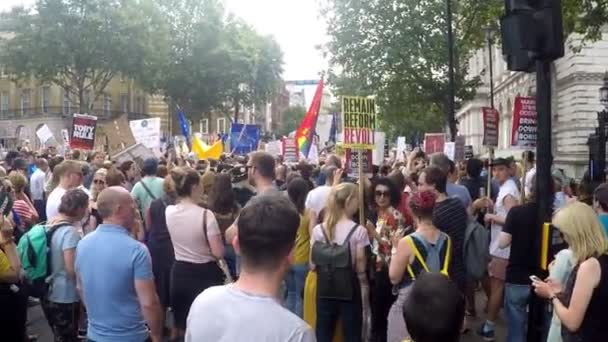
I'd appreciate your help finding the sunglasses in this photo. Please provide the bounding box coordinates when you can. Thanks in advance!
[375,190,390,198]
[93,179,106,185]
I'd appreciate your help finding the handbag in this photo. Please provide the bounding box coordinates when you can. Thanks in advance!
[201,208,234,284]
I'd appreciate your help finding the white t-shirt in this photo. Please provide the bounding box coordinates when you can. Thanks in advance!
[30,169,46,201]
[305,185,331,217]
[311,219,370,264]
[524,166,536,195]
[166,202,220,264]
[490,179,520,259]
[46,187,67,221]
[186,285,315,342]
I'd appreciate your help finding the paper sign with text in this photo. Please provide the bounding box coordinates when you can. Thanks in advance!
[345,148,373,178]
[341,96,376,149]
[511,96,537,147]
[482,107,499,147]
[424,133,446,155]
[70,114,97,150]
[282,137,299,163]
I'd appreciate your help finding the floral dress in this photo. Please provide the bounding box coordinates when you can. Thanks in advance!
[372,206,411,271]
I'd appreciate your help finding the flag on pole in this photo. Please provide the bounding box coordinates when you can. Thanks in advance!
[329,113,337,143]
[295,78,324,159]
[177,108,190,144]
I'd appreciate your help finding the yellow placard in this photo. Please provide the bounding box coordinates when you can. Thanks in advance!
[341,96,376,150]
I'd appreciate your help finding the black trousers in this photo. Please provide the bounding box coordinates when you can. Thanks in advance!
[0,284,28,342]
[371,266,396,342]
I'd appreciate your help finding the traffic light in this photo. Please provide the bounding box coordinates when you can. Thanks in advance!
[500,0,564,72]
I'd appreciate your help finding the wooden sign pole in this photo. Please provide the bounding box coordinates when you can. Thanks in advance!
[487,147,494,198]
[358,148,365,225]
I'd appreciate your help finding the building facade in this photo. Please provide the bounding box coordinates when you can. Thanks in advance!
[456,31,608,178]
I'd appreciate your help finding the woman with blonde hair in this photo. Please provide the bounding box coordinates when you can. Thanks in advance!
[309,182,369,342]
[533,202,608,341]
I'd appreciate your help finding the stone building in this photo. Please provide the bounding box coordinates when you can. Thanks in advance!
[456,32,608,178]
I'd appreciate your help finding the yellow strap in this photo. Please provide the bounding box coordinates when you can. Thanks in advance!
[441,235,451,277]
[405,236,429,280]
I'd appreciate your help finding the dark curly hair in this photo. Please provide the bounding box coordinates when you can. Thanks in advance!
[371,177,401,209]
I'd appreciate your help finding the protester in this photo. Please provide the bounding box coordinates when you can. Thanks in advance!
[86,168,108,233]
[402,273,465,342]
[118,160,136,191]
[387,190,452,342]
[429,153,471,209]
[275,163,288,189]
[306,166,338,228]
[310,182,369,342]
[75,187,162,342]
[459,158,485,202]
[8,172,39,233]
[186,195,314,341]
[285,177,312,318]
[131,157,164,222]
[30,158,49,222]
[533,202,608,341]
[83,151,105,189]
[477,157,520,341]
[45,156,65,195]
[592,182,608,235]
[42,189,89,342]
[387,170,414,227]
[104,167,125,187]
[46,161,83,220]
[165,167,225,338]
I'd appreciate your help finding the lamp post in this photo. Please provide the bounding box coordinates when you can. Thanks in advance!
[597,72,608,182]
[446,0,456,142]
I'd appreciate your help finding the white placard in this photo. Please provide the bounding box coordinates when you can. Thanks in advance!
[129,118,161,150]
[372,132,386,165]
[444,142,456,161]
[397,136,406,161]
[60,129,70,146]
[264,140,282,157]
[36,124,55,144]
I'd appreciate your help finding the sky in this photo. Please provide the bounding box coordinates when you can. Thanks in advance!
[0,0,329,82]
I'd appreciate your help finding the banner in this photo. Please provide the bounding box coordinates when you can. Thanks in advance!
[342,96,376,149]
[282,137,299,163]
[230,123,260,155]
[70,114,97,150]
[511,96,537,147]
[36,124,55,144]
[130,118,161,150]
[345,148,373,178]
[423,133,445,155]
[482,107,499,147]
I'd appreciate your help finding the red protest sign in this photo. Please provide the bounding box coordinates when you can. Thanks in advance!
[282,137,299,163]
[511,96,537,147]
[482,107,499,147]
[70,114,97,150]
[424,133,446,155]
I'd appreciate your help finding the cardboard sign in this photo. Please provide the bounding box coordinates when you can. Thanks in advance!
[70,114,97,150]
[511,96,537,147]
[345,148,373,178]
[104,115,137,157]
[424,133,445,155]
[130,118,161,150]
[482,107,499,147]
[36,124,55,144]
[282,137,299,163]
[342,96,376,149]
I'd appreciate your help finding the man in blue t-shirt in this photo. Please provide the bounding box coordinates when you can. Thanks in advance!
[593,183,608,237]
[76,187,162,342]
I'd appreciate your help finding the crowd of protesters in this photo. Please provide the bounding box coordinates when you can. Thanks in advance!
[0,143,608,342]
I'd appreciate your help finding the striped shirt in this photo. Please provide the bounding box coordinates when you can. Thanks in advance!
[13,200,35,228]
[432,197,467,291]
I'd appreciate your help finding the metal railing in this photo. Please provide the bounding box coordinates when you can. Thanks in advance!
[0,107,149,121]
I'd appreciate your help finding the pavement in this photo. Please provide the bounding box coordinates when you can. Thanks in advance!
[28,291,506,342]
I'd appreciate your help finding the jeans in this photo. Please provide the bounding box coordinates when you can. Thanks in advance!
[285,263,308,318]
[504,283,531,342]
[316,280,362,342]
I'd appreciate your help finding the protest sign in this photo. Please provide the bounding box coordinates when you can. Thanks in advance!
[70,114,97,150]
[282,137,299,163]
[264,140,282,157]
[424,133,445,155]
[372,132,386,165]
[455,136,465,162]
[60,129,70,146]
[396,137,407,161]
[511,96,537,147]
[230,123,260,155]
[130,118,161,150]
[36,124,55,145]
[464,145,474,159]
[112,143,156,165]
[104,115,137,157]
[342,96,376,149]
[345,148,373,178]
[444,142,456,161]
[482,107,499,147]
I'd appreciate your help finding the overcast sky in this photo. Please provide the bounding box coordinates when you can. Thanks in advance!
[0,0,328,81]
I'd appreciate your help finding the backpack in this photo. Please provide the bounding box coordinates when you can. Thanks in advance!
[404,231,451,280]
[311,223,359,301]
[463,218,490,281]
[16,222,71,298]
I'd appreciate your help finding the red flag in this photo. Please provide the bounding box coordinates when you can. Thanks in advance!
[296,79,324,158]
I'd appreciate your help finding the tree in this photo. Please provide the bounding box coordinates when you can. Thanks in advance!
[0,0,166,113]
[279,105,306,136]
[323,0,479,139]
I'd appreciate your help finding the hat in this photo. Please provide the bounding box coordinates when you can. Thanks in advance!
[142,157,159,175]
[489,158,509,167]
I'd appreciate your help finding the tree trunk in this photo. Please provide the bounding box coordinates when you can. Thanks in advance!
[78,87,86,114]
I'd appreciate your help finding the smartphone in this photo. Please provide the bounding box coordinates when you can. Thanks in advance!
[530,275,541,282]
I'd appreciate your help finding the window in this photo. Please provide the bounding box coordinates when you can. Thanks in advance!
[20,89,31,115]
[1,91,8,114]
[120,94,129,113]
[63,92,71,115]
[103,94,111,115]
[217,118,226,134]
[200,119,209,134]
[41,86,51,113]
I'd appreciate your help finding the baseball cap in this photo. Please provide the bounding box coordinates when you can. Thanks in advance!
[489,158,510,167]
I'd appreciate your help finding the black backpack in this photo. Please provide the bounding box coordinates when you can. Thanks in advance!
[311,223,359,301]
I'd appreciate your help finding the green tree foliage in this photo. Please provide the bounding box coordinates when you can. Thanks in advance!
[323,0,480,139]
[0,0,165,112]
[279,105,307,136]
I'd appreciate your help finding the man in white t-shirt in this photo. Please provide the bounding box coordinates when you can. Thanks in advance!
[46,160,84,221]
[305,165,338,225]
[478,158,520,341]
[186,195,315,342]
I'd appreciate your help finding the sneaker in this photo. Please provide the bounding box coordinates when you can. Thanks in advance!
[476,323,495,341]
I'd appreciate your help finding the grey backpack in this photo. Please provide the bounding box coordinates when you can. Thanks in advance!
[463,219,490,280]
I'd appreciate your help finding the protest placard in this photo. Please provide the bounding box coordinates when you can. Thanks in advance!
[36,124,55,145]
[282,137,299,163]
[130,118,161,150]
[511,96,537,147]
[345,148,373,178]
[104,115,137,157]
[342,96,376,149]
[230,123,260,155]
[482,107,500,147]
[424,133,446,155]
[70,114,97,150]
[112,143,156,165]
[372,132,386,165]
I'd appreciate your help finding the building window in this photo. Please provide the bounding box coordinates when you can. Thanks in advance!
[217,118,226,134]
[20,89,31,115]
[1,91,9,114]
[120,94,129,113]
[41,86,51,113]
[200,119,209,134]
[63,92,71,115]
[103,94,111,115]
